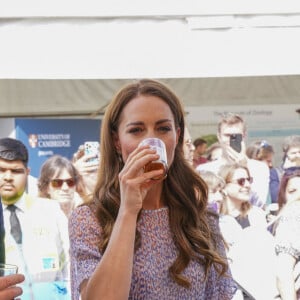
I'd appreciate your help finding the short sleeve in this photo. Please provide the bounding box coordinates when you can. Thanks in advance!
[275,203,300,259]
[69,204,102,300]
[207,213,238,299]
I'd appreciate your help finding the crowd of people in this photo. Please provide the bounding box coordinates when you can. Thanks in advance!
[0,79,299,299]
[194,113,300,299]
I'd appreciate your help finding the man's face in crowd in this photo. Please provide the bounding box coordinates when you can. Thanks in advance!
[183,127,195,165]
[218,123,244,145]
[0,158,29,204]
[195,143,207,157]
[286,146,300,165]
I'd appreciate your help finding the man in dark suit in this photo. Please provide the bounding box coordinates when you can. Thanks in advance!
[0,202,5,264]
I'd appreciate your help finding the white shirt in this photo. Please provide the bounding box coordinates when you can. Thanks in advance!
[219,207,277,300]
[3,193,69,283]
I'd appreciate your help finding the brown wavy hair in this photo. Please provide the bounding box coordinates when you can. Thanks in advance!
[92,79,228,287]
[277,167,300,209]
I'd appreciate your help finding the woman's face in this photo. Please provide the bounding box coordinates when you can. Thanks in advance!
[183,127,195,166]
[47,168,76,204]
[208,188,224,204]
[263,152,274,168]
[224,168,251,202]
[286,146,300,165]
[286,176,300,203]
[210,147,223,161]
[115,95,180,168]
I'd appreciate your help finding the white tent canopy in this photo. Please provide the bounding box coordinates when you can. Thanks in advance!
[1,1,300,80]
[1,1,300,122]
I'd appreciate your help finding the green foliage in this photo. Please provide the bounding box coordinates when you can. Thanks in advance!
[201,134,218,147]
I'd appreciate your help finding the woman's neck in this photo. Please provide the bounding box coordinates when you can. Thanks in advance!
[226,197,242,217]
[142,183,164,210]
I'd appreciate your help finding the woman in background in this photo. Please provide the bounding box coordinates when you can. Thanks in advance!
[246,140,274,169]
[183,126,195,166]
[206,142,223,162]
[198,170,225,214]
[218,163,278,299]
[38,155,80,218]
[274,167,300,299]
[246,140,275,209]
[270,135,300,204]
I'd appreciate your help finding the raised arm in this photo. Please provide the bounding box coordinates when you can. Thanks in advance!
[276,253,297,300]
[74,146,163,300]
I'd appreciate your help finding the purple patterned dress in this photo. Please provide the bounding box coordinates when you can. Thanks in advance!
[69,204,236,300]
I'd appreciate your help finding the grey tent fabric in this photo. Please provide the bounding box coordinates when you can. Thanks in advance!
[1,76,300,117]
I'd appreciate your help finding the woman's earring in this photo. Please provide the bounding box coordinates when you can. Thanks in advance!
[117,152,123,163]
[118,154,123,163]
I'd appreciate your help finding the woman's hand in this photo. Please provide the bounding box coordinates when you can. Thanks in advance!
[0,274,25,300]
[118,145,163,215]
[73,152,99,175]
[73,152,99,195]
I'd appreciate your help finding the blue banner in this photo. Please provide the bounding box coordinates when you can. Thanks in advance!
[15,119,101,177]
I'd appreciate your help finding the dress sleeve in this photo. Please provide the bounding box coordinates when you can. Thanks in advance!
[275,204,300,259]
[207,213,238,299]
[69,204,102,300]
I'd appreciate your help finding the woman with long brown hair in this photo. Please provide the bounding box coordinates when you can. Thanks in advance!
[69,79,236,300]
[274,167,300,299]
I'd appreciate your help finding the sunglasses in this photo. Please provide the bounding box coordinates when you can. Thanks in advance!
[50,178,76,188]
[230,177,253,187]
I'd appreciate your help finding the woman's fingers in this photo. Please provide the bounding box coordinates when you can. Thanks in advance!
[0,285,23,299]
[118,146,164,214]
[121,146,158,176]
[0,274,25,290]
[0,274,25,300]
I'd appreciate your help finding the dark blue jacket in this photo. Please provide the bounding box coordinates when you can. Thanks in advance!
[0,202,5,263]
[269,166,284,203]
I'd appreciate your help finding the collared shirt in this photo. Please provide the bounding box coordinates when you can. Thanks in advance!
[3,193,69,283]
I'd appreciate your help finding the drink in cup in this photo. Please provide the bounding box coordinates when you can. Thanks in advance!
[139,138,168,180]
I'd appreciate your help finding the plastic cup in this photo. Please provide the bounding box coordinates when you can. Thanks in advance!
[139,138,168,180]
[0,263,18,276]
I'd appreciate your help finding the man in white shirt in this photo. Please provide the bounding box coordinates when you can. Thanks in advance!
[0,137,70,300]
[197,113,270,207]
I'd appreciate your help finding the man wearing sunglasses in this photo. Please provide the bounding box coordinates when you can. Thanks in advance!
[0,138,70,300]
[197,113,270,208]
